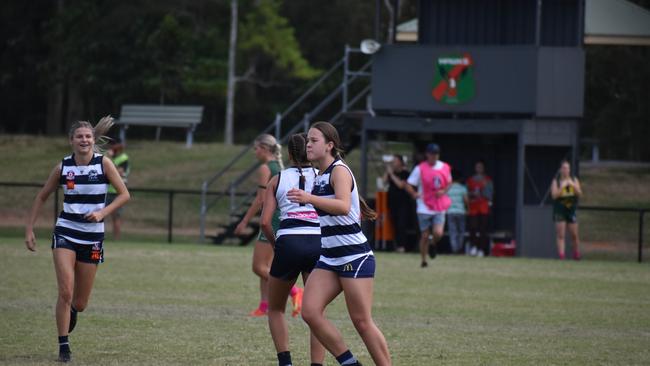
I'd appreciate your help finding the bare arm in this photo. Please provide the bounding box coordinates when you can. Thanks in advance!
[387,171,406,189]
[25,163,61,251]
[404,183,419,200]
[86,158,131,223]
[572,177,583,197]
[234,165,271,235]
[287,166,352,216]
[260,175,279,246]
[463,193,469,210]
[550,180,561,199]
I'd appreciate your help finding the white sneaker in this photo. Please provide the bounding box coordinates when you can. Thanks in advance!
[469,246,478,256]
[477,250,485,258]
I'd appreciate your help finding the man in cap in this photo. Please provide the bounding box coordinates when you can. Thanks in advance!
[405,143,452,267]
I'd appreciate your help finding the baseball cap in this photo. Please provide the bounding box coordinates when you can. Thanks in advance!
[425,143,440,154]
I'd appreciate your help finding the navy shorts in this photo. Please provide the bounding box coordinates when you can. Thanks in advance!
[270,234,322,281]
[51,234,104,264]
[315,254,375,279]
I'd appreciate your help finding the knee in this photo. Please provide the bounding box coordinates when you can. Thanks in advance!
[58,288,73,305]
[251,263,266,277]
[72,300,88,312]
[301,305,321,327]
[350,315,374,335]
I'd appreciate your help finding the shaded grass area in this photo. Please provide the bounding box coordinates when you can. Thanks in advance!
[1,239,649,365]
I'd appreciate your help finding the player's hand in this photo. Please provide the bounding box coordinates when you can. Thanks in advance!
[25,230,36,252]
[436,190,446,197]
[234,221,247,236]
[84,211,105,223]
[287,188,311,205]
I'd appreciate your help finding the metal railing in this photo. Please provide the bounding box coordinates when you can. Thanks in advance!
[199,46,372,242]
[580,205,648,263]
[2,182,245,244]
[3,182,647,258]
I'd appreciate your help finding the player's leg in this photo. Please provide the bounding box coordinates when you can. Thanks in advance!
[555,221,566,259]
[52,247,76,361]
[69,260,98,331]
[341,277,391,366]
[417,214,433,266]
[468,214,479,255]
[251,240,274,316]
[431,213,445,257]
[301,269,349,358]
[267,276,295,365]
[568,221,581,260]
[301,271,326,365]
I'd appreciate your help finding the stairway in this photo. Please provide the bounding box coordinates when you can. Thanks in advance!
[200,46,373,244]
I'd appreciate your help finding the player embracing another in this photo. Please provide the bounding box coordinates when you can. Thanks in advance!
[260,132,326,366]
[288,121,391,366]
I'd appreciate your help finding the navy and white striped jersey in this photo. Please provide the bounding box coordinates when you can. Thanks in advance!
[275,166,320,238]
[54,154,108,245]
[312,159,372,266]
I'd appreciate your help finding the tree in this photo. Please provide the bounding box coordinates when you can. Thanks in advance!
[223,0,319,144]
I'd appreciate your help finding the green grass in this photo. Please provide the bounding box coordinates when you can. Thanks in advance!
[1,238,649,365]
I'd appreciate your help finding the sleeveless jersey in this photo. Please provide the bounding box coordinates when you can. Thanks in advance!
[419,160,452,212]
[275,166,320,238]
[555,178,578,209]
[54,154,108,245]
[312,159,372,266]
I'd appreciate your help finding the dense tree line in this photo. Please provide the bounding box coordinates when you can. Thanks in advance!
[0,1,647,160]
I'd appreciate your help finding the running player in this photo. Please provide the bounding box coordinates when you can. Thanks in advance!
[288,121,391,366]
[24,116,130,362]
[260,133,325,366]
[404,143,452,267]
[550,159,582,260]
[234,134,302,317]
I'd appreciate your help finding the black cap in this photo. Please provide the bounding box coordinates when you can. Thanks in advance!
[425,143,440,154]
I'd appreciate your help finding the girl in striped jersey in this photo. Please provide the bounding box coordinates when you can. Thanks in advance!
[260,133,325,366]
[25,117,130,362]
[288,122,391,366]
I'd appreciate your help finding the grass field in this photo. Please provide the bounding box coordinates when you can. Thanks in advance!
[1,237,649,365]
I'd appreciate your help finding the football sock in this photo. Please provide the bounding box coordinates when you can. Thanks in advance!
[69,306,78,333]
[58,336,70,353]
[259,301,269,313]
[311,364,323,366]
[336,350,358,365]
[277,351,292,366]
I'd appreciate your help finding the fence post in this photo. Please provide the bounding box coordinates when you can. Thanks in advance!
[168,191,174,243]
[639,210,645,263]
[303,113,310,132]
[274,113,282,140]
[342,44,349,113]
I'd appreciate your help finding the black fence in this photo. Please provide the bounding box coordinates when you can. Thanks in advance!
[1,182,648,262]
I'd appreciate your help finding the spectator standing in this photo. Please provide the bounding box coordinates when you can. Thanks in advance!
[106,138,130,241]
[466,160,493,257]
[550,160,582,260]
[404,143,452,267]
[383,154,412,252]
[446,170,469,254]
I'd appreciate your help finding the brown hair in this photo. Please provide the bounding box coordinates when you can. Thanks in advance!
[310,121,376,221]
[288,133,315,194]
[68,116,114,154]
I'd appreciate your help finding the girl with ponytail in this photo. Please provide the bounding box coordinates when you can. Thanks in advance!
[24,116,130,362]
[287,122,391,366]
[234,134,302,317]
[260,133,325,366]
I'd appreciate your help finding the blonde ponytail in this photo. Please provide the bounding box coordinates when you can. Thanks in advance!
[274,143,284,169]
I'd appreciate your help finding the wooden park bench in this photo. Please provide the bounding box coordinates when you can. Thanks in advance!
[116,104,204,148]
